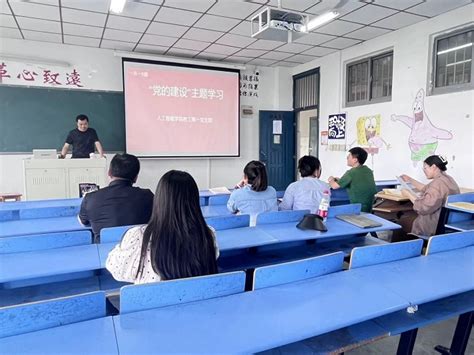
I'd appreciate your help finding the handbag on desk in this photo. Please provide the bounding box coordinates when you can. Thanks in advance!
[296,214,328,232]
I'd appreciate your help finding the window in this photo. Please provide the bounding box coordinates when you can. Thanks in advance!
[432,26,473,94]
[293,68,319,111]
[346,51,393,106]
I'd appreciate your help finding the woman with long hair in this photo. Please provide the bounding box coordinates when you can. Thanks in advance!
[227,160,278,226]
[401,155,460,236]
[106,170,218,284]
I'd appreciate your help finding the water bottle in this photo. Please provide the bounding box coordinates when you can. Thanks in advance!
[317,190,330,222]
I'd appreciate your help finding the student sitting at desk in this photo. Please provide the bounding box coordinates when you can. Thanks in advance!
[106,170,219,284]
[328,147,377,213]
[227,160,278,226]
[280,155,330,214]
[400,155,460,236]
[79,153,154,243]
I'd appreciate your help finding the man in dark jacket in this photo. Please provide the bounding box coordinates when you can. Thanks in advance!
[79,153,154,242]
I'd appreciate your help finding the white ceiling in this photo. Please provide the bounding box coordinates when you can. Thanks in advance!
[0,0,471,67]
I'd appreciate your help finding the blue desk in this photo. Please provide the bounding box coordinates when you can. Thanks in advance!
[0,198,82,221]
[0,216,89,238]
[216,227,277,251]
[0,316,118,354]
[445,220,474,232]
[350,247,474,306]
[113,269,408,354]
[98,243,114,268]
[201,205,232,218]
[98,227,279,267]
[0,244,100,283]
[256,214,399,243]
[444,193,474,232]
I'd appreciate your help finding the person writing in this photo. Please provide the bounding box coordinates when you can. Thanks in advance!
[106,170,219,284]
[328,147,377,213]
[280,155,330,214]
[400,155,460,236]
[60,114,104,159]
[78,153,154,243]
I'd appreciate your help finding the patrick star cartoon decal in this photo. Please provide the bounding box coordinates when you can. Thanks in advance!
[391,89,453,166]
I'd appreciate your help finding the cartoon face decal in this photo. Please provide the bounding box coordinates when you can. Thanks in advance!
[364,116,377,140]
[355,115,390,153]
[413,89,425,114]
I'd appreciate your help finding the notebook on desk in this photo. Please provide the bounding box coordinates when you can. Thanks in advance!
[336,214,383,228]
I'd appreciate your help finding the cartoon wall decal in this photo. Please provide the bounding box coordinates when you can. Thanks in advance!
[345,114,391,170]
[391,89,453,166]
[355,114,391,155]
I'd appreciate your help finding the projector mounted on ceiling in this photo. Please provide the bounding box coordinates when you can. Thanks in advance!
[251,7,308,43]
[251,0,344,43]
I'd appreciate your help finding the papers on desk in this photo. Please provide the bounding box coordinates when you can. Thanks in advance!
[447,202,474,212]
[209,187,231,194]
[396,176,420,198]
[382,188,403,197]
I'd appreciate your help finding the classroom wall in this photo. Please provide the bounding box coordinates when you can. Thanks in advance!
[293,4,474,189]
[0,38,293,195]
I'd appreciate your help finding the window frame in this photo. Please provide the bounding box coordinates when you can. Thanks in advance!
[345,51,393,107]
[429,24,474,96]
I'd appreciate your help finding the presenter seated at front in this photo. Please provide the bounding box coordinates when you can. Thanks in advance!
[78,153,154,243]
[280,155,330,214]
[400,155,460,237]
[60,114,104,159]
[106,170,219,285]
[328,147,377,213]
[227,160,278,226]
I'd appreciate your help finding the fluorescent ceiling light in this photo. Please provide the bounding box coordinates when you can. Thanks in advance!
[437,42,472,55]
[306,11,339,32]
[110,0,126,14]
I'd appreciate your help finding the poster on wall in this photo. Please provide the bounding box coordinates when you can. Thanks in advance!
[240,71,259,98]
[328,113,346,140]
[328,113,347,151]
[320,131,328,145]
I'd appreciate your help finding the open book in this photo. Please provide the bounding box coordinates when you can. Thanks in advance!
[396,176,420,198]
[209,186,231,194]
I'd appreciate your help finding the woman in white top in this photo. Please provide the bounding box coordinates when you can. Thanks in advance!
[280,155,330,214]
[106,170,219,284]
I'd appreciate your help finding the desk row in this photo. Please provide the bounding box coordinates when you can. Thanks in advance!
[1,234,473,353]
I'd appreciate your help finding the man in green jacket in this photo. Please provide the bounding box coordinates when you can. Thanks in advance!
[328,147,377,213]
